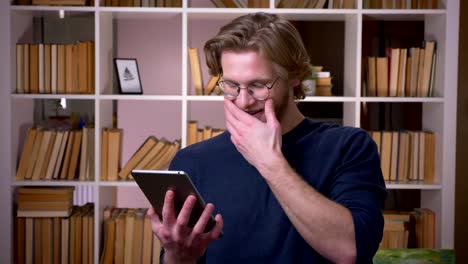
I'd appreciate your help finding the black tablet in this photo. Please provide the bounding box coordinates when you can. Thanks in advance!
[131,169,219,235]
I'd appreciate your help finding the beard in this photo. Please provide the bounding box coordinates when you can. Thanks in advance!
[270,87,290,124]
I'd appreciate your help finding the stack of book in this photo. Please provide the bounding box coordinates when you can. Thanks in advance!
[380,212,411,249]
[100,207,160,264]
[368,130,435,183]
[16,127,95,181]
[15,41,95,95]
[102,0,182,7]
[310,66,333,96]
[16,187,75,217]
[115,135,181,181]
[363,0,438,9]
[187,120,225,146]
[364,41,436,97]
[15,203,94,264]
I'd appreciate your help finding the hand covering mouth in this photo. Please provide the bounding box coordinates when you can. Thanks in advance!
[246,109,263,115]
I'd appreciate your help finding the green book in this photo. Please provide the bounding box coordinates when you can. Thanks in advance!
[373,249,455,264]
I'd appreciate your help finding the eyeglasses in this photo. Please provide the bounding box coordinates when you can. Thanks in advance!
[216,76,280,101]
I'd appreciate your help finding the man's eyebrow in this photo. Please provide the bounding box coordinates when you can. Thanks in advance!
[221,77,272,84]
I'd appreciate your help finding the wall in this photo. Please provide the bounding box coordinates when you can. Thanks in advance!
[455,0,468,263]
[0,1,11,262]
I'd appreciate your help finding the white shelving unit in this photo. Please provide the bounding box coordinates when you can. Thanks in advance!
[1,0,459,262]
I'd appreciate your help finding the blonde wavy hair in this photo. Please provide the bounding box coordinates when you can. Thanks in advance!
[204,12,312,100]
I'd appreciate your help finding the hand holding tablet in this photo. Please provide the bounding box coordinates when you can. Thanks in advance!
[131,169,222,236]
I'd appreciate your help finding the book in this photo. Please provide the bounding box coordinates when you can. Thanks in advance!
[29,44,39,94]
[114,209,126,264]
[39,130,57,179]
[51,44,57,94]
[52,130,69,179]
[65,44,73,94]
[53,217,61,264]
[41,217,53,263]
[60,130,75,180]
[420,41,436,97]
[16,44,24,94]
[67,129,83,180]
[23,43,30,93]
[57,44,66,94]
[38,43,44,93]
[15,217,25,264]
[16,127,37,180]
[25,218,33,264]
[101,128,109,181]
[188,48,204,95]
[124,209,136,263]
[376,57,388,97]
[132,209,145,263]
[61,217,70,264]
[424,132,435,183]
[204,75,219,95]
[31,130,54,180]
[78,41,88,94]
[44,44,51,93]
[374,249,454,264]
[107,128,122,181]
[187,120,198,146]
[367,57,377,96]
[142,209,153,264]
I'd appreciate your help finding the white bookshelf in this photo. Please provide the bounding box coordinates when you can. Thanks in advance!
[1,0,459,262]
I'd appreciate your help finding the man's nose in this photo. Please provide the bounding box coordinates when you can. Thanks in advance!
[234,88,256,109]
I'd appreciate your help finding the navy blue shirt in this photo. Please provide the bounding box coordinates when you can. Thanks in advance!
[168,118,387,263]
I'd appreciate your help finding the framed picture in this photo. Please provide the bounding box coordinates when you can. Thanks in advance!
[114,58,143,94]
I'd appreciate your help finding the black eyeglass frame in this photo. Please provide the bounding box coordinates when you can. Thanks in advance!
[216,76,280,101]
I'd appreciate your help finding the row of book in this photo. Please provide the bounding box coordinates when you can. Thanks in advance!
[116,135,181,181]
[364,41,437,98]
[277,0,353,9]
[15,41,95,95]
[187,120,225,146]
[17,187,75,218]
[16,0,91,5]
[15,203,95,264]
[188,48,223,96]
[101,207,161,264]
[368,130,435,183]
[102,0,182,7]
[364,0,439,9]
[381,209,435,249]
[16,127,95,181]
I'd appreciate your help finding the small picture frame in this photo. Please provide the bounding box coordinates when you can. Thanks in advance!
[114,58,143,94]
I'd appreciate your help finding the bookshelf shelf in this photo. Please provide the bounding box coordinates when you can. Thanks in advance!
[10,5,96,12]
[98,181,138,187]
[359,97,445,103]
[386,183,443,190]
[1,0,460,262]
[99,95,183,101]
[11,94,96,100]
[12,180,96,186]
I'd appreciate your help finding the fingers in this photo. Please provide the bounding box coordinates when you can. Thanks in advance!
[162,190,176,225]
[208,214,224,240]
[224,98,252,123]
[192,203,215,235]
[264,99,278,125]
[176,195,196,227]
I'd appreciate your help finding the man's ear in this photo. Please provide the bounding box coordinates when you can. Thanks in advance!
[289,79,301,88]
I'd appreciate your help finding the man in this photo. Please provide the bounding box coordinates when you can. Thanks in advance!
[148,12,387,263]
